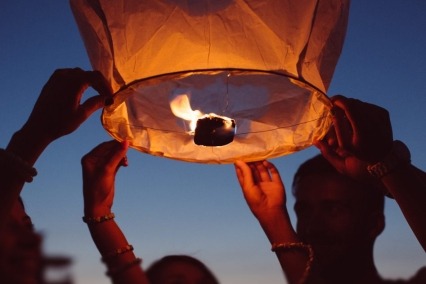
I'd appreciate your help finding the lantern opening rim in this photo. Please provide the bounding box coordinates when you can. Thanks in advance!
[112,68,325,97]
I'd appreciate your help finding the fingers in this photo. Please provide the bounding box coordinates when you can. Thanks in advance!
[82,140,128,172]
[109,140,129,168]
[120,155,128,167]
[78,69,114,118]
[85,70,113,99]
[76,69,113,106]
[314,140,346,174]
[78,94,110,122]
[246,161,274,183]
[254,161,271,182]
[264,161,282,183]
[55,68,90,103]
[54,67,112,105]
[331,96,371,152]
[330,97,354,151]
[234,160,253,188]
[249,163,261,183]
[234,160,263,203]
[234,160,277,185]
[330,95,393,162]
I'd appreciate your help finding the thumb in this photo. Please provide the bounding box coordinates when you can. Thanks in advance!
[234,160,263,203]
[315,140,346,174]
[109,140,129,170]
[78,94,110,121]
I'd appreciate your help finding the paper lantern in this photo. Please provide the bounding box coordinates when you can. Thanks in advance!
[70,0,349,164]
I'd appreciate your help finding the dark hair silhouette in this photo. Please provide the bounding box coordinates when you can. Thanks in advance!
[146,254,219,284]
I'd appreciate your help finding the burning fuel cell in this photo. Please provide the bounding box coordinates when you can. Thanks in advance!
[194,114,236,146]
[170,93,236,147]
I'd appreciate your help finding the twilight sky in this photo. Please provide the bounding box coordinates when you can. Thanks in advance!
[0,1,425,283]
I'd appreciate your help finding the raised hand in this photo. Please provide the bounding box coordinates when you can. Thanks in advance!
[81,140,128,217]
[315,95,393,181]
[0,68,113,230]
[234,160,286,221]
[22,68,113,143]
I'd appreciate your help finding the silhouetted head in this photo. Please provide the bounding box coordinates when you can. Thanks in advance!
[292,155,385,272]
[146,255,219,284]
[0,198,73,284]
[0,198,43,283]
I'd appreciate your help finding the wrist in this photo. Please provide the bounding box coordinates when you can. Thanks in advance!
[255,208,289,223]
[6,127,52,165]
[256,209,298,243]
[367,140,411,179]
[84,205,112,218]
[20,122,55,145]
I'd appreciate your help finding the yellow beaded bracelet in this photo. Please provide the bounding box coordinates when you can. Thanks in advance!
[82,212,115,224]
[102,244,134,262]
[271,242,314,284]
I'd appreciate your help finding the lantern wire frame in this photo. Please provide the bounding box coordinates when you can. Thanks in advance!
[102,68,333,164]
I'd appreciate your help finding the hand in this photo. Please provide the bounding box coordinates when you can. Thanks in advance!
[315,95,393,181]
[234,160,286,221]
[81,140,128,216]
[22,68,113,143]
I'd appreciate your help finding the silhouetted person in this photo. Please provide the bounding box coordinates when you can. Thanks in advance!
[235,96,426,283]
[81,140,220,284]
[0,67,113,283]
[146,254,219,284]
[0,197,73,284]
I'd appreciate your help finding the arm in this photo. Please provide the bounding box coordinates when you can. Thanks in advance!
[0,68,112,230]
[379,165,426,250]
[81,140,148,284]
[234,160,313,284]
[315,95,426,251]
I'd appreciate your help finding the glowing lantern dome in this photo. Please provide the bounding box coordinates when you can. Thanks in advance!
[70,0,349,164]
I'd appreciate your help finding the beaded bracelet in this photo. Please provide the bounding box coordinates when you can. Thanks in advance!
[102,244,134,263]
[271,242,314,284]
[105,257,142,278]
[0,148,37,183]
[82,212,115,224]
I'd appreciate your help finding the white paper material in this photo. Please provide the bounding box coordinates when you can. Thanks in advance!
[71,0,349,164]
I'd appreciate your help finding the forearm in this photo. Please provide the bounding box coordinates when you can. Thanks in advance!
[257,209,299,244]
[256,209,312,284]
[0,127,51,229]
[85,216,148,284]
[381,165,426,251]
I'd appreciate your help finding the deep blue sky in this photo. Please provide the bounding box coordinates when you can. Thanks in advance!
[1,1,425,283]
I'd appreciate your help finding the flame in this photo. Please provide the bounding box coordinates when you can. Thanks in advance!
[170,94,235,137]
[170,94,203,132]
[224,118,234,128]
